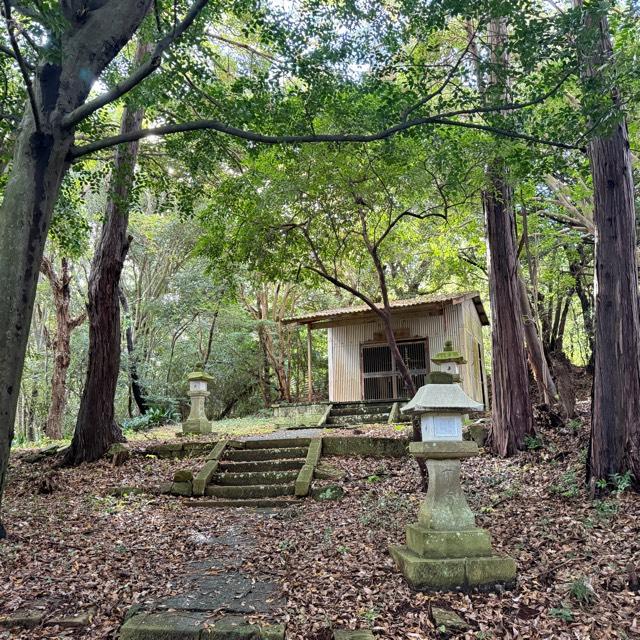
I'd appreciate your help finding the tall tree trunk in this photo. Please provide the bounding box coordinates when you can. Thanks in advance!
[485,168,534,454]
[589,121,640,485]
[0,110,72,538]
[483,18,534,455]
[518,273,558,404]
[64,41,150,466]
[575,2,640,487]
[40,257,86,439]
[118,288,149,415]
[0,0,172,537]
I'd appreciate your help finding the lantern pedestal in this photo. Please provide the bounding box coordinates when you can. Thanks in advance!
[389,441,516,591]
[182,371,213,435]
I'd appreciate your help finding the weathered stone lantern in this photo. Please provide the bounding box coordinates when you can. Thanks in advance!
[430,339,466,381]
[182,368,214,435]
[389,341,516,591]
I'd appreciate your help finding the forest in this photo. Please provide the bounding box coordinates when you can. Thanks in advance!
[0,1,639,639]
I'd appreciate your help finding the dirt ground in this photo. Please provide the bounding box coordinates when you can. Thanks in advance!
[1,412,639,639]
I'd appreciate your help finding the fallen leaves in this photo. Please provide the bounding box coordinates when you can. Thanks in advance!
[1,408,639,639]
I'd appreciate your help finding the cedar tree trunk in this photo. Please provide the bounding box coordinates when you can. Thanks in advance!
[485,167,534,454]
[574,3,640,486]
[484,18,534,455]
[65,54,148,465]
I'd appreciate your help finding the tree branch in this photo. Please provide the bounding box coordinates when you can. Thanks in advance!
[61,0,211,128]
[69,312,87,331]
[374,208,448,251]
[0,41,33,68]
[71,109,582,160]
[400,23,480,123]
[210,32,277,62]
[2,0,39,129]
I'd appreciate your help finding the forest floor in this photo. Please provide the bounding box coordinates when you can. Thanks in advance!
[1,408,639,639]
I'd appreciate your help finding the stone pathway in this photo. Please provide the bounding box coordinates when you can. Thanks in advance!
[119,518,374,639]
[120,522,286,639]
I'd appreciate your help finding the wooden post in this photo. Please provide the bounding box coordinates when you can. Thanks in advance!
[307,324,313,402]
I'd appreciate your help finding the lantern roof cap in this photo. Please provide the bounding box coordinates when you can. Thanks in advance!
[401,382,484,414]
[188,370,213,382]
[431,340,467,365]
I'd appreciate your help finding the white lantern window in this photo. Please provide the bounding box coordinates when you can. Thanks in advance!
[420,413,463,442]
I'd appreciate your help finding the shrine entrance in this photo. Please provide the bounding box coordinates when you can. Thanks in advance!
[361,339,429,400]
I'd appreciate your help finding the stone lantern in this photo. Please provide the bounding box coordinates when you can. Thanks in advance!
[430,339,466,381]
[389,341,516,591]
[182,368,214,435]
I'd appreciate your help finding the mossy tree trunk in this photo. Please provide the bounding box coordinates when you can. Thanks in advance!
[0,1,152,537]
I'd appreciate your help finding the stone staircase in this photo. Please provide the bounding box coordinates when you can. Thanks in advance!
[191,437,320,508]
[324,400,409,428]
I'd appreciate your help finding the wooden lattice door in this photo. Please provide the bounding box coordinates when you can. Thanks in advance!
[361,339,429,400]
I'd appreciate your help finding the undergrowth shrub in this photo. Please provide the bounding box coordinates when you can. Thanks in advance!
[122,406,179,432]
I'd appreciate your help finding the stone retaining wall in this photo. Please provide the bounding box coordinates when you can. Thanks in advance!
[271,402,330,418]
[322,436,409,458]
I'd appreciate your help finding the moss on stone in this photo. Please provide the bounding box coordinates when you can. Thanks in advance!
[465,556,516,588]
[431,607,468,632]
[322,437,408,458]
[119,611,205,639]
[294,464,314,497]
[314,464,346,481]
[305,438,322,465]
[389,545,467,590]
[205,484,294,499]
[333,629,375,639]
[193,459,220,496]
[145,443,185,459]
[311,484,345,501]
[389,544,516,591]
[260,624,286,640]
[173,469,194,483]
[405,525,492,559]
[464,422,489,447]
[206,441,228,461]
[170,481,192,497]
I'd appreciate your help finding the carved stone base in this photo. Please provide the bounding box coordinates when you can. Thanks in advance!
[182,418,212,435]
[389,544,516,591]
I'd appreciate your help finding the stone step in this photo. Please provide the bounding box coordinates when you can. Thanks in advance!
[223,447,308,462]
[218,459,306,473]
[330,404,393,416]
[326,413,389,426]
[241,437,312,450]
[205,483,295,499]
[185,497,297,509]
[120,611,286,639]
[212,470,299,486]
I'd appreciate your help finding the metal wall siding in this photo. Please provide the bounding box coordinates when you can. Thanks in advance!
[328,307,467,402]
[458,299,488,405]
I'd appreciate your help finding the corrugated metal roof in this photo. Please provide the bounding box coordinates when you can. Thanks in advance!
[284,291,489,326]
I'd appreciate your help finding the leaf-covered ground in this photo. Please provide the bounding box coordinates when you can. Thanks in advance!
[1,413,639,639]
